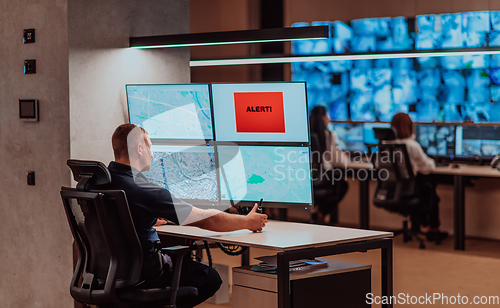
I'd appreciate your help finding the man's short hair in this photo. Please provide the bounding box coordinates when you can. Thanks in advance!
[112,124,148,160]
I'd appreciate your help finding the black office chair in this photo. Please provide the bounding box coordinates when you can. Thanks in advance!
[373,127,397,143]
[372,143,427,249]
[60,160,198,308]
[310,133,344,224]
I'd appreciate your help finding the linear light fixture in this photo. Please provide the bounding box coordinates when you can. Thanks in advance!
[130,26,329,49]
[190,48,500,67]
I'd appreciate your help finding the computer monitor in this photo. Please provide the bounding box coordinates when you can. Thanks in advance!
[126,84,214,140]
[455,125,500,158]
[211,82,309,142]
[329,123,364,152]
[142,144,219,207]
[363,122,391,144]
[217,145,313,208]
[415,124,456,157]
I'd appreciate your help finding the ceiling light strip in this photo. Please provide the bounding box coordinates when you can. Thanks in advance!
[132,37,325,49]
[190,50,500,67]
[130,26,329,49]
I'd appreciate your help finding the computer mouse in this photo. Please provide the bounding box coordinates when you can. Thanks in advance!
[451,164,460,169]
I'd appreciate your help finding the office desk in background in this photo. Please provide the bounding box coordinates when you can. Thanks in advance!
[432,165,500,250]
[346,161,374,231]
[156,220,394,308]
[348,162,500,250]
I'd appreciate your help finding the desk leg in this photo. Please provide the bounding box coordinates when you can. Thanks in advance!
[454,175,465,250]
[359,178,370,229]
[381,239,393,308]
[277,252,290,308]
[241,247,250,266]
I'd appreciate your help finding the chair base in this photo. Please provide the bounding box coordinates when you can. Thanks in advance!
[391,220,426,249]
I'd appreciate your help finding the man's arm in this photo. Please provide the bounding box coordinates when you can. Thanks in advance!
[185,203,268,232]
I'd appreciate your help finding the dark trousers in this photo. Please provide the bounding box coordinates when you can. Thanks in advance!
[143,254,222,308]
[410,174,441,230]
[314,168,349,224]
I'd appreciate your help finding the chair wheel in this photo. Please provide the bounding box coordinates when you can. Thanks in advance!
[419,242,426,249]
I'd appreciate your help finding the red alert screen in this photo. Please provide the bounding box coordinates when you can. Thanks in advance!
[234,92,285,133]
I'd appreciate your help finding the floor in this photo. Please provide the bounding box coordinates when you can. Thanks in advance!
[197,226,500,308]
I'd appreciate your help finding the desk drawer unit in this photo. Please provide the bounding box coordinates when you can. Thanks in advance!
[232,258,371,308]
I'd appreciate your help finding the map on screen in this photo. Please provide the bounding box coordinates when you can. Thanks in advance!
[143,145,218,203]
[126,84,213,140]
[217,145,313,204]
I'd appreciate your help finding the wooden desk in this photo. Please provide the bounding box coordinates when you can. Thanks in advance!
[156,221,394,308]
[349,162,500,250]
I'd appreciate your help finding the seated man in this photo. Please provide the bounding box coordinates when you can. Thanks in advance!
[102,124,268,308]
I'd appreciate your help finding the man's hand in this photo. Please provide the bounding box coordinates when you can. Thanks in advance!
[185,203,268,232]
[246,203,268,231]
[154,218,168,226]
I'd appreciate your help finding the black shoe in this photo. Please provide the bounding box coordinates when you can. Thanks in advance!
[426,231,449,242]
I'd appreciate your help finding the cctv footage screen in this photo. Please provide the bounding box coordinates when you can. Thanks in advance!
[143,145,219,206]
[292,11,500,123]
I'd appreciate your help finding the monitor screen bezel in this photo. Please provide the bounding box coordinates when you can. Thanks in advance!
[125,83,215,142]
[210,81,310,144]
[216,143,314,209]
[126,82,314,210]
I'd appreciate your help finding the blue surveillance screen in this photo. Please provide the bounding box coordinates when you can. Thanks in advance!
[291,11,500,124]
[455,126,500,158]
[329,123,364,152]
[217,145,313,206]
[143,145,218,206]
[126,84,214,140]
[415,124,456,157]
[363,122,391,145]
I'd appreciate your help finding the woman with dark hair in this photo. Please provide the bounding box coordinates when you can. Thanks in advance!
[389,113,447,241]
[390,113,435,173]
[309,106,349,224]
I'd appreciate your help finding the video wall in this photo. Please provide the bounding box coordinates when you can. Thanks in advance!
[126,83,313,208]
[292,11,500,123]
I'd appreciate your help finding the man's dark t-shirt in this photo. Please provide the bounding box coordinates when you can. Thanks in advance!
[102,161,192,258]
[97,162,222,305]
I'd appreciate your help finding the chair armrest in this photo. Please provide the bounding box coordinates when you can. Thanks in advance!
[160,245,192,307]
[160,245,191,256]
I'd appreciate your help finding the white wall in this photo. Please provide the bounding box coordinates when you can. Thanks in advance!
[0,0,190,306]
[68,0,191,162]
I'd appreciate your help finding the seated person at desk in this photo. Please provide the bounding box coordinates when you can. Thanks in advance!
[309,106,349,224]
[388,113,448,241]
[100,124,268,308]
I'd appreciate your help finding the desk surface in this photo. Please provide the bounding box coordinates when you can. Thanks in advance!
[156,220,392,252]
[433,165,500,177]
[346,161,500,178]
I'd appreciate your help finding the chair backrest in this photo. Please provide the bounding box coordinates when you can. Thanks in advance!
[373,127,397,143]
[310,133,323,184]
[61,160,143,306]
[372,143,418,210]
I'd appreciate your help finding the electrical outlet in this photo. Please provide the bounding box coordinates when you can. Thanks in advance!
[24,60,36,74]
[23,29,35,44]
[27,171,35,185]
